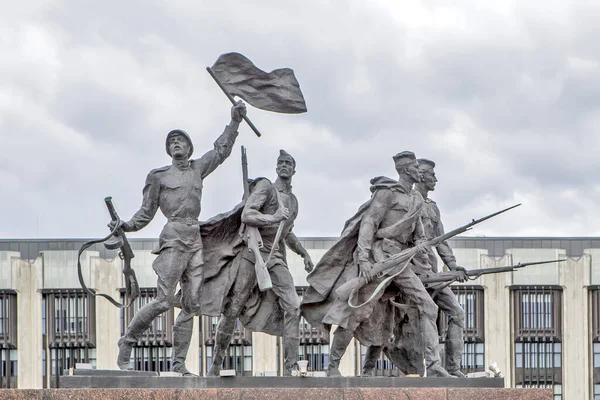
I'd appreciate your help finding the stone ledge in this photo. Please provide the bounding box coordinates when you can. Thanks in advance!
[59,375,505,388]
[0,388,552,400]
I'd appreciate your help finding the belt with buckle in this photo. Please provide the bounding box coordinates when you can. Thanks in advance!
[168,217,199,226]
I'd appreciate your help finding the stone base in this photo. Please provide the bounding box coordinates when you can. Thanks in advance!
[59,375,505,388]
[0,388,552,400]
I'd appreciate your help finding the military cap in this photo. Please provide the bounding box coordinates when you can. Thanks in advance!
[417,158,436,171]
[392,151,416,168]
[278,149,296,167]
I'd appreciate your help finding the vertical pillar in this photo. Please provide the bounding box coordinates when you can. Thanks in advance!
[481,254,513,388]
[14,257,43,389]
[252,332,278,375]
[560,256,590,400]
[92,257,121,370]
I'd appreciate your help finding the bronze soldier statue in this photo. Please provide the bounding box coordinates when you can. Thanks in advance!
[112,101,247,375]
[413,158,468,377]
[301,151,454,377]
[361,158,469,377]
[207,150,314,377]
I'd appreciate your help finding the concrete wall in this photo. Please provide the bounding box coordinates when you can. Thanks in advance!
[1,241,597,398]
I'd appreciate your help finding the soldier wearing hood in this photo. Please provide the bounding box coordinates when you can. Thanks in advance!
[112,101,247,375]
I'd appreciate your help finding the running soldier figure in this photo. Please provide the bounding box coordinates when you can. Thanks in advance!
[113,101,247,374]
[302,151,454,378]
[207,150,314,377]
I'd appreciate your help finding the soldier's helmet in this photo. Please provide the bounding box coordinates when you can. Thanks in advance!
[165,129,194,159]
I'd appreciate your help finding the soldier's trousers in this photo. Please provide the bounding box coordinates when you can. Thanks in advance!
[121,248,203,371]
[431,286,465,372]
[210,253,300,375]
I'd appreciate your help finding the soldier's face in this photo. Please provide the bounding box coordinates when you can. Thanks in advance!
[421,169,437,191]
[169,134,190,159]
[406,161,423,183]
[276,156,295,179]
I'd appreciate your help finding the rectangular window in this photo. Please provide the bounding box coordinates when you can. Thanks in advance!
[297,288,329,372]
[0,349,17,389]
[42,289,95,347]
[359,345,400,377]
[0,291,17,349]
[120,288,174,372]
[42,290,96,388]
[591,287,600,399]
[438,286,485,374]
[202,316,252,376]
[512,286,562,400]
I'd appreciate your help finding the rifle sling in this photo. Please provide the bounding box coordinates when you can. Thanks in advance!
[348,252,416,309]
[77,222,137,309]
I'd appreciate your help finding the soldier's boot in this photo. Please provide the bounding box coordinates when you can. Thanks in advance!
[446,339,467,378]
[360,345,382,377]
[282,307,301,376]
[171,325,197,376]
[422,332,455,378]
[207,316,235,377]
[327,327,354,377]
[283,336,300,376]
[117,309,155,370]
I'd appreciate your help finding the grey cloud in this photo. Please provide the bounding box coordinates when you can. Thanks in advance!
[2,1,600,239]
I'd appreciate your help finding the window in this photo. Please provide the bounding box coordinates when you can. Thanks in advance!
[203,316,252,376]
[120,288,174,372]
[42,289,95,347]
[297,288,329,372]
[512,286,562,400]
[0,350,17,389]
[591,287,600,400]
[438,286,485,373]
[42,289,96,388]
[0,291,17,349]
[359,345,400,377]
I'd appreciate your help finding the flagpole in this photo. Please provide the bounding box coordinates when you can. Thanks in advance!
[206,67,262,137]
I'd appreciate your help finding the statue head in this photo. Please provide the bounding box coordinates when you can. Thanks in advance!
[165,129,194,159]
[276,149,296,180]
[416,158,437,192]
[393,151,422,183]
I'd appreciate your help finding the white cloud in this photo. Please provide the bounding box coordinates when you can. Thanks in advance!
[1,0,600,239]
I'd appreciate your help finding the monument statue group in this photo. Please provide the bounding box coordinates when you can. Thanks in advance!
[78,52,560,379]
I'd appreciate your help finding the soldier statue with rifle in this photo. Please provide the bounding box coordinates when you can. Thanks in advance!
[206,149,314,377]
[361,158,469,377]
[302,151,520,378]
[110,101,247,374]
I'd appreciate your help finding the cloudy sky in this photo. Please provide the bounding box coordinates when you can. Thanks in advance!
[2,0,600,240]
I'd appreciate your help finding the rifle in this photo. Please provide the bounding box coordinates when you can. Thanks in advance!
[77,197,140,308]
[335,203,521,306]
[422,259,566,298]
[104,197,140,304]
[241,146,273,291]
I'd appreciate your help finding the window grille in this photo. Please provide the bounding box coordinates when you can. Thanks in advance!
[512,286,563,400]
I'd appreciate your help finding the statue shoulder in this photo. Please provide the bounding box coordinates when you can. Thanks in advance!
[249,177,273,193]
[144,165,170,181]
[149,165,170,175]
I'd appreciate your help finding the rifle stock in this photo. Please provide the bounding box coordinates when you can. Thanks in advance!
[241,146,273,292]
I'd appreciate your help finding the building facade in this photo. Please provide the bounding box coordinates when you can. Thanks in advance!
[0,237,598,399]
